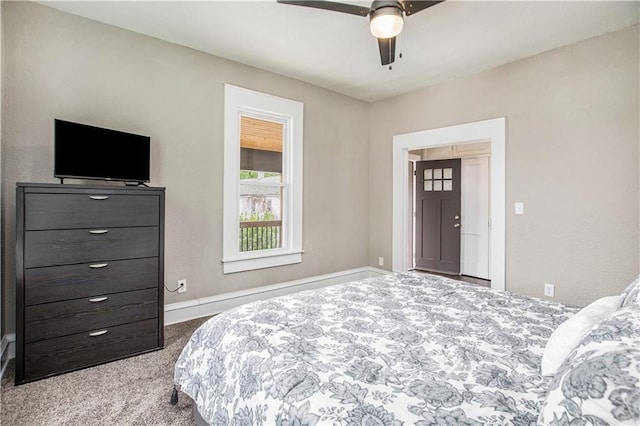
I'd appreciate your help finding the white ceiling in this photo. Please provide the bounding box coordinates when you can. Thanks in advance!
[39,0,639,102]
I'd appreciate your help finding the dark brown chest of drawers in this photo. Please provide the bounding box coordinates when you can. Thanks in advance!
[15,183,165,384]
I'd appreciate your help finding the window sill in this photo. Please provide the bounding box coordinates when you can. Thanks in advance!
[222,249,304,274]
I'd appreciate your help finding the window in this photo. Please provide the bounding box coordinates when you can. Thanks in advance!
[222,84,303,273]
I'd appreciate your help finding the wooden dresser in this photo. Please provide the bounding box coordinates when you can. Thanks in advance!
[15,183,165,384]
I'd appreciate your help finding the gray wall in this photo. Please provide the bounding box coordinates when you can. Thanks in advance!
[1,2,370,333]
[369,25,640,307]
[2,3,639,337]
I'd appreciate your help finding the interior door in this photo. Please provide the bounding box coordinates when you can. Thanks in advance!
[415,159,461,274]
[461,157,490,279]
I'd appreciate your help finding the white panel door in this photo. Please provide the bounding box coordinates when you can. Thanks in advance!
[461,157,490,279]
[408,161,414,269]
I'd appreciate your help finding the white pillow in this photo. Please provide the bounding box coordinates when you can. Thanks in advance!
[541,295,622,376]
[621,274,640,307]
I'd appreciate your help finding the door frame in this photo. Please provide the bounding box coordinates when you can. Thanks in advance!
[392,117,506,291]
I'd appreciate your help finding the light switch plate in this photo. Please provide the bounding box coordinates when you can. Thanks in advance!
[515,202,524,215]
[544,283,555,297]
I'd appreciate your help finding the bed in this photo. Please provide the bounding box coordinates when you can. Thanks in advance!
[174,272,640,425]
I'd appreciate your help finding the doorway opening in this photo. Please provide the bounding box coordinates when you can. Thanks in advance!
[409,141,491,283]
[392,118,506,291]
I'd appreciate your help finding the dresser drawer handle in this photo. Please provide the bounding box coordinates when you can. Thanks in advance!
[89,330,108,337]
[89,229,109,235]
[89,263,108,269]
[89,296,108,303]
[89,195,109,200]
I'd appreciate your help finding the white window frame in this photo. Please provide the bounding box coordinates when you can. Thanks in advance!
[222,84,304,274]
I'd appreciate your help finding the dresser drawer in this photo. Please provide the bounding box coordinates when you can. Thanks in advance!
[24,319,159,382]
[25,288,158,342]
[24,227,159,268]
[25,257,158,305]
[25,193,159,230]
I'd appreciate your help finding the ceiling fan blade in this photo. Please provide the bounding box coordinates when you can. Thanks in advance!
[276,0,371,17]
[378,36,396,66]
[400,0,444,16]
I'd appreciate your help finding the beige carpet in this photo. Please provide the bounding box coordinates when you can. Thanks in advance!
[1,316,210,425]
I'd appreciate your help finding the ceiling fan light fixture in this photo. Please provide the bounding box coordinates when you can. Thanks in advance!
[369,6,404,38]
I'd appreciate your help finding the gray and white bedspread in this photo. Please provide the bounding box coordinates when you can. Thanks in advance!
[174,272,577,425]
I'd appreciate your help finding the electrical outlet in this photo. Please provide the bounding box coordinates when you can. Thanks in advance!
[378,257,384,266]
[177,279,187,294]
[544,283,555,298]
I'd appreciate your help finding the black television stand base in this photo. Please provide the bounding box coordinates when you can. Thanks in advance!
[57,178,148,187]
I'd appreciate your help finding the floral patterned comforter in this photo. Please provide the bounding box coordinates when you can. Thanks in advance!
[174,272,578,425]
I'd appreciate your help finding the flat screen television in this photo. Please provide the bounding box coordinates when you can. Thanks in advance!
[54,119,151,183]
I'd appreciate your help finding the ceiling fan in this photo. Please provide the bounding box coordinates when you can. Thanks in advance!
[276,0,444,67]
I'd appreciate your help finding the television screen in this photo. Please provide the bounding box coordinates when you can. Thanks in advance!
[54,119,150,183]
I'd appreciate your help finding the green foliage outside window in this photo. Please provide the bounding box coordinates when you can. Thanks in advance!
[240,170,281,180]
[239,211,276,222]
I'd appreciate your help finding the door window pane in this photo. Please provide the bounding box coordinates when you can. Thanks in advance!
[424,169,433,180]
[433,180,442,191]
[443,168,453,179]
[433,168,442,179]
[443,180,452,191]
[424,180,432,191]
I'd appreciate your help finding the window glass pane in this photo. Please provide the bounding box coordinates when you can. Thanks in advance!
[433,168,442,179]
[443,168,453,179]
[443,180,452,191]
[424,169,432,180]
[239,184,283,252]
[433,180,442,191]
[424,180,432,191]
[240,116,283,153]
[239,116,284,252]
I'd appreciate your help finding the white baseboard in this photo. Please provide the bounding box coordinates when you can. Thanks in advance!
[164,266,390,325]
[1,333,16,381]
